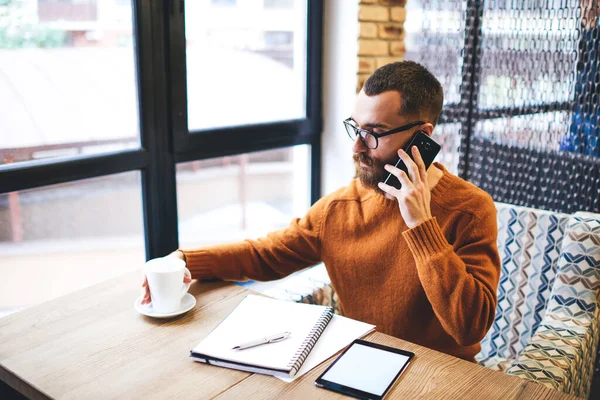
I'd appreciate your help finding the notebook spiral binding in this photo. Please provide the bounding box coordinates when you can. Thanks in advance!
[287,306,334,376]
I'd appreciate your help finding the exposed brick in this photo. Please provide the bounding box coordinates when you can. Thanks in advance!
[358,39,389,56]
[390,7,407,22]
[357,73,371,93]
[376,56,402,68]
[359,1,407,94]
[378,0,407,6]
[359,22,378,38]
[378,23,404,39]
[389,41,406,55]
[359,5,389,22]
[358,57,376,73]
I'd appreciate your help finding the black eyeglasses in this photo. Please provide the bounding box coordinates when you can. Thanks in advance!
[343,118,425,149]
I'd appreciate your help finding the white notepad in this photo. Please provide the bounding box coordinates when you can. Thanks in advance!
[277,314,375,382]
[190,294,334,378]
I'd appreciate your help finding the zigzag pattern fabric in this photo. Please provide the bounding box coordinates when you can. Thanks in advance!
[476,203,571,370]
[505,212,600,398]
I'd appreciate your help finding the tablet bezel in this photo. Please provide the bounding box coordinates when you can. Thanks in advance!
[314,339,414,400]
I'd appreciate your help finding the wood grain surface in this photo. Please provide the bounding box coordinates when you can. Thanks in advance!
[1,271,252,399]
[217,332,577,400]
[0,272,577,399]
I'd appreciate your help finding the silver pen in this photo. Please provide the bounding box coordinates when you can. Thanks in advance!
[232,331,291,350]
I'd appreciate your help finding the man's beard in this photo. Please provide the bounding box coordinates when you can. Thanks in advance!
[353,153,395,190]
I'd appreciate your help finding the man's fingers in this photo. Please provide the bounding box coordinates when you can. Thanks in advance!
[183,275,192,284]
[411,146,428,182]
[397,149,420,183]
[377,181,398,196]
[140,275,151,305]
[140,287,151,305]
[384,164,413,189]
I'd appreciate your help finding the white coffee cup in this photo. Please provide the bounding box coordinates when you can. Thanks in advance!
[145,256,192,314]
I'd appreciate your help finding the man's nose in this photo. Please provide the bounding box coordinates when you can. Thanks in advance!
[352,136,368,153]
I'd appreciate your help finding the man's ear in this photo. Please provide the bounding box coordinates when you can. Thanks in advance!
[421,123,435,136]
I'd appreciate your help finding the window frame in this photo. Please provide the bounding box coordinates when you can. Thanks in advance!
[0,0,323,260]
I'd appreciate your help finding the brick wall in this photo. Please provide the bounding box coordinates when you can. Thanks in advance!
[357,0,407,92]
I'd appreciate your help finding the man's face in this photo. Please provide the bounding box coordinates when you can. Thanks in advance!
[350,90,424,190]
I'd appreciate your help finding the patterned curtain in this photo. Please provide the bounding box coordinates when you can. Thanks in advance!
[404,0,600,394]
[405,0,599,213]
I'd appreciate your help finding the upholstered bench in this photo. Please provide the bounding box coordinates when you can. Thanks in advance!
[265,203,600,398]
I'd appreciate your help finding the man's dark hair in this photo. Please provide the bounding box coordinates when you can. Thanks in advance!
[363,61,444,126]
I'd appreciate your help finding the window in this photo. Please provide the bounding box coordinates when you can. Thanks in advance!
[264,0,294,9]
[177,146,310,248]
[264,31,294,46]
[0,0,322,317]
[0,172,145,316]
[184,0,307,130]
[0,0,138,167]
[211,0,236,7]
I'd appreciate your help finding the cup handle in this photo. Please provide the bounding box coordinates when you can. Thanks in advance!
[181,267,192,298]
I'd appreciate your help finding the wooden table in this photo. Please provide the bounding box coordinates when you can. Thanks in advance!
[1,271,575,399]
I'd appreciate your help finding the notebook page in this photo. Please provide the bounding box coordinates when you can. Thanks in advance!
[192,294,330,371]
[277,314,375,382]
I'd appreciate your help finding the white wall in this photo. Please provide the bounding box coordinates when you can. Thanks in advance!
[321,0,359,196]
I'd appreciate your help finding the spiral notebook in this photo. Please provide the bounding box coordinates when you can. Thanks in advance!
[190,294,334,378]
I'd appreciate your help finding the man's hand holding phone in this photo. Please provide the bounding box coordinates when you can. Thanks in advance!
[378,146,434,229]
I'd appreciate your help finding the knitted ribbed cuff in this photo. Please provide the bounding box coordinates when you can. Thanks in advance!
[402,217,451,262]
[179,248,223,280]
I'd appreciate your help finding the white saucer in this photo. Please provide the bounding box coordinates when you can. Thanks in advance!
[134,293,196,319]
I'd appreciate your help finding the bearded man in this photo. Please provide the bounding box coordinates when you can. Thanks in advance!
[142,61,501,362]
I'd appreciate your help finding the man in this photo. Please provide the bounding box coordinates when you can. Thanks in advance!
[142,61,501,362]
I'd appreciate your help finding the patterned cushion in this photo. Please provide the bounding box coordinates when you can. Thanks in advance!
[505,212,600,398]
[476,203,571,370]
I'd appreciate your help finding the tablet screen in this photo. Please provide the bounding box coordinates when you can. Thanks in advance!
[319,341,412,397]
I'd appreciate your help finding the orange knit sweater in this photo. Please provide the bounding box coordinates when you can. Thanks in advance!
[183,163,501,361]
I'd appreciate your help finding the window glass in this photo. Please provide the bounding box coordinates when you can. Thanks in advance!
[0,171,145,317]
[264,0,294,9]
[211,0,236,7]
[0,0,139,168]
[185,0,307,130]
[176,145,310,248]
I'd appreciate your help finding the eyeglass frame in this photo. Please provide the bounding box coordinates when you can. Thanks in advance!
[343,118,426,149]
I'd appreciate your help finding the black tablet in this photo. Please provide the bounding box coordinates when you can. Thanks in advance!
[314,339,414,400]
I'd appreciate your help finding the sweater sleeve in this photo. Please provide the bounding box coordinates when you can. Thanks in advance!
[180,196,328,282]
[402,209,501,346]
